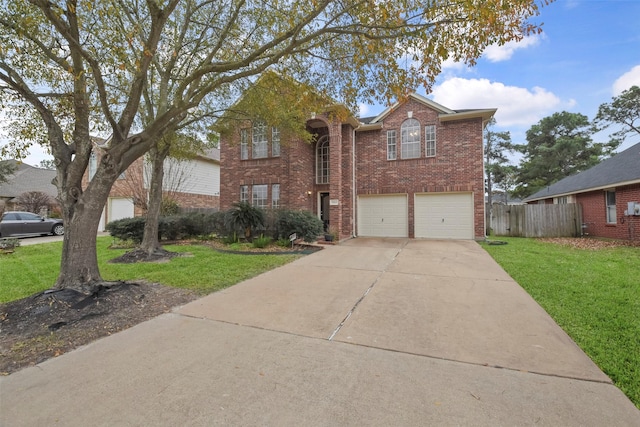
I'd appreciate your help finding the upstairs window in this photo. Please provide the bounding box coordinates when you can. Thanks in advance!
[316,135,330,184]
[387,130,397,160]
[240,129,248,160]
[252,122,268,159]
[425,125,436,157]
[605,190,616,224]
[401,118,420,159]
[272,127,280,157]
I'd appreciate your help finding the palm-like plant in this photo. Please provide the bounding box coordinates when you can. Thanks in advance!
[224,202,265,241]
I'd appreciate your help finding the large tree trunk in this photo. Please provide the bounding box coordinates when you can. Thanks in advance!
[54,173,113,294]
[140,145,170,255]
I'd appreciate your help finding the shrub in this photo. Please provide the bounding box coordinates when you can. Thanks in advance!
[105,217,146,243]
[0,238,20,251]
[159,216,182,240]
[161,198,180,216]
[276,238,291,248]
[273,209,323,242]
[206,211,227,235]
[252,235,272,248]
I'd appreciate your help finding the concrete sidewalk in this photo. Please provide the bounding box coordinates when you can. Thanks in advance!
[1,238,638,426]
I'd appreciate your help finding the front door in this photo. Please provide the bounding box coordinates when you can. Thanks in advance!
[319,192,330,231]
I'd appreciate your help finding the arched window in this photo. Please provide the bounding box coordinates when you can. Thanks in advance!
[401,118,421,159]
[316,135,330,184]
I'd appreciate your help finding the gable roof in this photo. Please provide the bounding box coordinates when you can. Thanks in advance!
[0,161,57,200]
[358,93,495,131]
[525,142,640,201]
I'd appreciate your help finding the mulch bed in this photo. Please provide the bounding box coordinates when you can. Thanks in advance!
[539,237,640,250]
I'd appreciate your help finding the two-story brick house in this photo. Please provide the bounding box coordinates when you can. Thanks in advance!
[220,93,495,241]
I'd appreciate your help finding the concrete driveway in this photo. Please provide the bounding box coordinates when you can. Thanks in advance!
[1,238,638,426]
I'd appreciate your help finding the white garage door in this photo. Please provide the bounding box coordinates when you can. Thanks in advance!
[358,194,408,238]
[415,193,474,239]
[109,198,135,223]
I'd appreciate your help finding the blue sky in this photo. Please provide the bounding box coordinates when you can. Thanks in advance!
[362,0,640,160]
[10,0,640,166]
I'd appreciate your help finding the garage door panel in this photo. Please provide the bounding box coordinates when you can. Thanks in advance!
[358,195,408,238]
[415,193,473,240]
[109,198,135,223]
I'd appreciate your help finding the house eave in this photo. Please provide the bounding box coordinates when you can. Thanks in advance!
[525,178,640,202]
[439,109,497,123]
[355,122,383,131]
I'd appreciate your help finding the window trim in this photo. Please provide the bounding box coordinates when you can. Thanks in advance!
[387,130,397,160]
[252,184,268,208]
[272,183,280,209]
[316,135,330,184]
[272,127,280,157]
[605,190,617,224]
[239,185,248,203]
[240,129,248,160]
[425,124,436,157]
[252,122,268,159]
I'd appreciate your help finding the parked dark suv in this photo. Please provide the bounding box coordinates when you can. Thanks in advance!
[0,211,64,237]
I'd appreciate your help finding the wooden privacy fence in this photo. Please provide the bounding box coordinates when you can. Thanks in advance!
[490,204,583,237]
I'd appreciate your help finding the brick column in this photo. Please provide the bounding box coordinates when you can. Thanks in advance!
[328,120,343,238]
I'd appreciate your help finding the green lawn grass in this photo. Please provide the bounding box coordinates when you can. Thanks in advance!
[482,237,640,409]
[0,237,301,303]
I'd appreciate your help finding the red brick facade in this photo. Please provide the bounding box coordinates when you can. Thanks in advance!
[220,95,490,240]
[576,185,640,241]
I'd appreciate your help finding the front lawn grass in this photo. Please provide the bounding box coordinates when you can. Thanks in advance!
[482,237,640,409]
[0,237,301,303]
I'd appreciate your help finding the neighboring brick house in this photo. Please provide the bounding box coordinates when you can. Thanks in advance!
[84,140,220,230]
[524,143,640,241]
[220,93,495,240]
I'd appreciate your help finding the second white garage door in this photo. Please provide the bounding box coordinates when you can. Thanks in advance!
[415,193,474,239]
[358,194,408,238]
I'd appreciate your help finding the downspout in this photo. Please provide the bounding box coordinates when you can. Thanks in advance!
[352,127,357,237]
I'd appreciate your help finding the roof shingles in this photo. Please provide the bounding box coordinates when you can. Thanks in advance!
[525,143,640,201]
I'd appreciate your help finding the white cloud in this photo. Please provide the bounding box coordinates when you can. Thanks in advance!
[612,65,640,95]
[431,77,565,127]
[441,57,469,72]
[358,103,371,117]
[482,35,541,62]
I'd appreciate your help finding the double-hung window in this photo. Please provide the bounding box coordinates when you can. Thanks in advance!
[252,121,268,159]
[387,130,397,160]
[272,127,280,157]
[240,129,248,160]
[252,184,268,208]
[425,124,436,157]
[606,190,617,223]
[272,184,280,209]
[239,185,248,203]
[401,118,420,159]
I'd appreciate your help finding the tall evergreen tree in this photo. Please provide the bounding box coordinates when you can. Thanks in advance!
[513,111,618,198]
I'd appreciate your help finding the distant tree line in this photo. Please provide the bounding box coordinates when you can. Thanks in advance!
[486,85,640,200]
